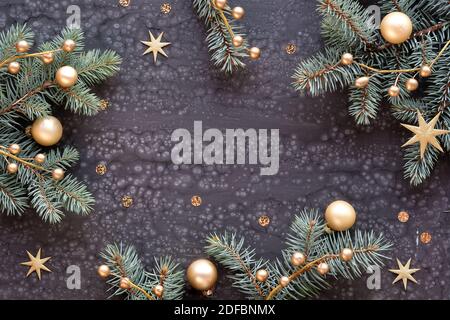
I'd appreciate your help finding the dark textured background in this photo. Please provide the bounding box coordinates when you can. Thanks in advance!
[0,0,449,300]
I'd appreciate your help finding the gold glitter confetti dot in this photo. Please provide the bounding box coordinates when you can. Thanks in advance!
[258,215,270,227]
[121,195,133,208]
[191,195,202,207]
[397,211,409,223]
[119,0,131,7]
[161,3,172,14]
[420,232,432,244]
[99,99,109,111]
[96,164,107,175]
[285,43,297,55]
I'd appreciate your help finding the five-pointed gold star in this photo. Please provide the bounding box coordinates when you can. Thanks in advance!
[20,249,52,280]
[141,31,171,63]
[389,258,420,290]
[401,111,449,159]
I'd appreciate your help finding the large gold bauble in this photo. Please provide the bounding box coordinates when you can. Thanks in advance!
[388,85,400,97]
[55,66,78,88]
[355,76,369,89]
[62,39,76,52]
[97,265,111,278]
[7,61,20,74]
[7,163,19,174]
[317,262,330,275]
[405,78,419,92]
[232,7,245,20]
[249,47,261,60]
[232,35,244,47]
[325,200,357,231]
[215,0,227,9]
[290,252,306,266]
[380,12,413,44]
[186,259,218,291]
[419,65,432,78]
[340,248,354,262]
[31,116,63,146]
[341,53,354,65]
[255,269,268,282]
[16,40,30,53]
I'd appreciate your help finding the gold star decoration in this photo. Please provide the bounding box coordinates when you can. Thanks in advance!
[20,249,52,280]
[401,111,449,159]
[389,258,420,290]
[141,31,171,63]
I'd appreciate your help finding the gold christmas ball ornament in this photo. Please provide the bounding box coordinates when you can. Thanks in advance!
[7,163,19,174]
[279,276,290,287]
[317,262,330,275]
[52,168,65,181]
[232,35,244,48]
[8,144,21,155]
[405,78,419,92]
[215,0,227,9]
[55,66,78,88]
[153,285,164,298]
[255,269,269,282]
[249,47,261,60]
[120,277,131,290]
[355,76,370,89]
[41,52,54,64]
[31,116,63,146]
[341,53,354,65]
[186,259,218,291]
[34,153,46,164]
[232,6,245,20]
[290,252,306,266]
[325,200,357,231]
[340,248,354,262]
[388,85,400,97]
[419,65,432,78]
[15,40,30,53]
[7,61,20,74]
[62,39,76,52]
[380,12,413,44]
[97,265,111,279]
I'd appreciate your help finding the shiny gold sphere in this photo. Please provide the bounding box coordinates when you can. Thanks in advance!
[8,144,21,155]
[31,116,63,146]
[232,6,245,20]
[16,40,30,53]
[153,284,164,298]
[255,269,269,282]
[34,153,46,164]
[317,262,330,275]
[420,65,432,78]
[279,276,290,287]
[340,248,354,262]
[355,76,370,89]
[215,0,227,9]
[62,39,76,52]
[232,35,244,48]
[55,66,78,88]
[290,252,306,267]
[52,168,65,181]
[341,53,354,65]
[249,47,261,60]
[7,163,19,174]
[7,61,20,74]
[325,200,357,231]
[186,259,218,291]
[405,78,419,92]
[388,85,400,97]
[97,265,111,279]
[41,52,54,64]
[120,277,131,290]
[380,12,413,44]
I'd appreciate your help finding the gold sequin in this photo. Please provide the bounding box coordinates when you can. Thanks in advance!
[119,0,131,7]
[161,3,172,14]
[99,99,110,111]
[420,232,432,244]
[121,195,133,208]
[285,43,296,55]
[191,195,202,207]
[258,215,270,227]
[397,211,409,223]
[96,164,107,175]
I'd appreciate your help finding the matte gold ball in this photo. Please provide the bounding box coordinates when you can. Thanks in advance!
[52,168,65,181]
[186,259,218,291]
[8,144,21,155]
[280,276,290,287]
[34,153,46,164]
[97,265,111,279]
[215,0,227,9]
[317,262,330,275]
[7,163,19,174]
[41,52,54,64]
[62,39,76,52]
[325,200,357,231]
[290,252,306,266]
[153,284,164,298]
[255,269,269,282]
[15,40,30,53]
[31,116,63,146]
[355,76,370,89]
[420,65,432,78]
[120,277,131,290]
[249,47,261,60]
[55,66,78,88]
[388,85,400,97]
[7,61,20,74]
[380,12,413,44]
[340,248,354,262]
[232,6,245,20]
[341,53,354,65]
[232,35,244,48]
[405,78,419,92]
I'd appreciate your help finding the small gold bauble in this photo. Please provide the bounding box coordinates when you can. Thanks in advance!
[341,53,354,65]
[15,40,30,53]
[34,153,46,164]
[31,116,63,146]
[55,66,78,88]
[317,262,330,275]
[279,276,290,287]
[215,0,227,9]
[232,35,244,48]
[97,265,111,278]
[340,248,354,262]
[255,269,268,282]
[62,39,76,52]
[249,47,261,60]
[153,284,164,297]
[7,61,20,74]
[120,277,131,290]
[41,52,54,64]
[8,144,21,155]
[7,163,19,174]
[388,85,400,97]
[232,6,245,20]
[325,200,357,231]
[405,78,419,92]
[380,12,413,44]
[52,168,65,181]
[290,252,306,266]
[419,65,432,78]
[355,76,370,89]
[186,259,218,291]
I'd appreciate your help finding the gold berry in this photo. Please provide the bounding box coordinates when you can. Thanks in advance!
[279,276,290,287]
[15,40,30,53]
[153,284,164,297]
[55,66,78,88]
[420,65,432,78]
[7,61,20,74]
[388,85,400,97]
[7,163,19,174]
[8,144,21,155]
[249,47,261,60]
[255,269,269,282]
[341,53,354,65]
[405,78,419,92]
[62,39,76,52]
[41,52,54,64]
[97,265,111,279]
[52,168,65,181]
[34,153,46,164]
[355,76,370,89]
[215,0,227,9]
[290,252,306,266]
[340,248,354,262]
[232,7,245,20]
[120,277,131,290]
[317,262,330,275]
[232,35,244,48]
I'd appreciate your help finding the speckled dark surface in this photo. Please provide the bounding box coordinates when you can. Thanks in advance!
[0,0,449,300]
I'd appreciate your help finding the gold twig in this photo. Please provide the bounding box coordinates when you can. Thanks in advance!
[0,48,62,69]
[0,148,49,172]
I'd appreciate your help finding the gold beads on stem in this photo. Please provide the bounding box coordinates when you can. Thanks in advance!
[120,277,131,290]
[405,78,419,92]
[388,85,400,97]
[279,276,290,287]
[55,66,78,88]
[7,163,19,174]
[215,0,227,9]
[62,39,76,52]
[249,47,261,60]
[290,252,306,267]
[97,265,111,279]
[355,76,370,89]
[420,65,432,78]
[34,153,46,164]
[341,53,354,66]
[317,262,329,275]
[41,52,54,64]
[340,248,354,262]
[153,284,164,298]
[232,35,244,48]
[16,40,30,53]
[52,168,65,181]
[8,144,21,155]
[7,61,20,74]
[232,7,245,20]
[255,269,268,282]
